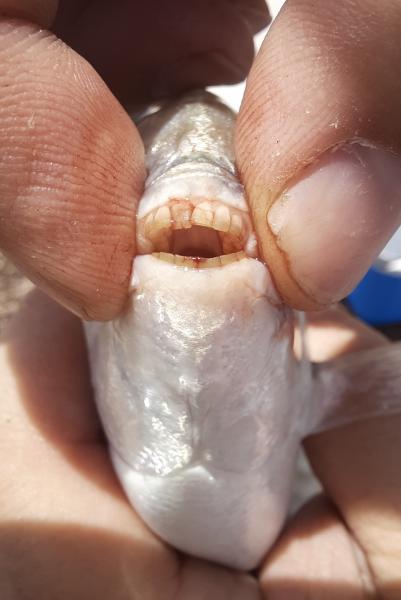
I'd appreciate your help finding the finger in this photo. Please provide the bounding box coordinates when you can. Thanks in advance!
[306,418,401,595]
[236,0,401,310]
[54,0,264,108]
[0,0,57,27]
[0,290,260,599]
[304,305,387,363]
[177,559,261,600]
[230,0,271,34]
[300,307,401,594]
[0,19,145,320]
[1,288,100,446]
[259,496,372,599]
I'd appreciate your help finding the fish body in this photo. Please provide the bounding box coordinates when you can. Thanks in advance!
[87,254,309,569]
[85,92,401,570]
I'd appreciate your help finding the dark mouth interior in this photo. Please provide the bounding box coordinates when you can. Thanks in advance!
[172,225,223,258]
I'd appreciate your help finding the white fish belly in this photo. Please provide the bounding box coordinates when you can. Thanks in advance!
[86,256,302,570]
[112,454,292,571]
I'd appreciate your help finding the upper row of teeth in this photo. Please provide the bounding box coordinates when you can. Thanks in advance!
[136,199,252,253]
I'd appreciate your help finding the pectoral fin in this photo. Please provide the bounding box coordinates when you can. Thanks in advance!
[310,341,401,434]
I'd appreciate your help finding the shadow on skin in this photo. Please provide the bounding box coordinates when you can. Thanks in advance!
[299,310,401,599]
[0,521,265,600]
[0,520,375,600]
[2,289,123,498]
[269,305,401,599]
[258,495,374,599]
[260,581,369,599]
[0,521,179,600]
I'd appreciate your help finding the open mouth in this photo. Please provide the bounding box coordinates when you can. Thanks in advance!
[136,198,257,268]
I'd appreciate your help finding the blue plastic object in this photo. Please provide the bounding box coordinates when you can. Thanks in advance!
[348,267,401,326]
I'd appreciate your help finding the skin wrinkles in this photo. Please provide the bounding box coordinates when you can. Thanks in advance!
[236,0,401,310]
[0,20,145,319]
[0,0,401,596]
[0,0,269,320]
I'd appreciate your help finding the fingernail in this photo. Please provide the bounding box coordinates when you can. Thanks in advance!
[267,144,401,304]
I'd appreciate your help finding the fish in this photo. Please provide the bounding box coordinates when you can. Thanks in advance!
[85,90,401,571]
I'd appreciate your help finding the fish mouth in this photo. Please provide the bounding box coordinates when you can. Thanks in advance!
[136,197,257,268]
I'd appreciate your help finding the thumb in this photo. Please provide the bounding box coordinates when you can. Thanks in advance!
[0,0,58,27]
[236,0,401,310]
[0,18,145,320]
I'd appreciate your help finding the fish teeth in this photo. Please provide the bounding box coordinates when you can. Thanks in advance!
[202,256,222,269]
[153,252,247,269]
[154,205,171,230]
[213,205,231,232]
[192,204,214,227]
[144,211,155,236]
[137,199,253,257]
[230,214,243,238]
[171,203,192,230]
[137,231,154,254]
[158,252,175,263]
[220,253,233,266]
[220,251,246,265]
[174,254,187,266]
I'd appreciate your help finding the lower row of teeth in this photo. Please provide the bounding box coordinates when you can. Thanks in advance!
[152,251,247,268]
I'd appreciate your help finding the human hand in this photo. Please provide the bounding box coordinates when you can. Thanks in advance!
[259,306,401,598]
[236,0,401,310]
[0,0,268,320]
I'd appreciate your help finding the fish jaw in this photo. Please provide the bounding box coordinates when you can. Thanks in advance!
[137,91,247,217]
[85,255,305,569]
[135,92,258,259]
[137,169,247,219]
